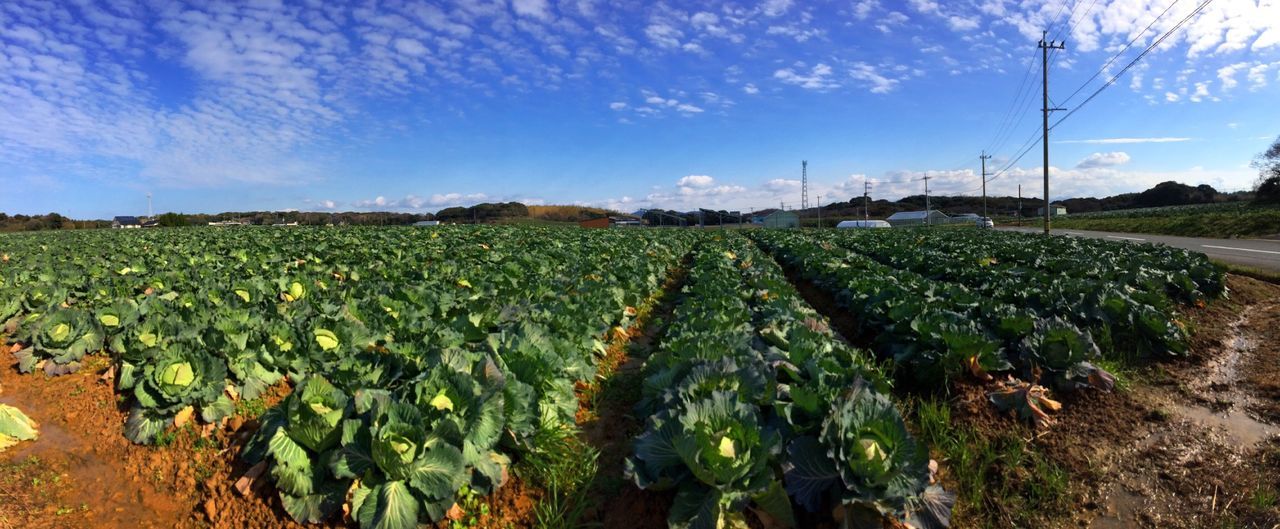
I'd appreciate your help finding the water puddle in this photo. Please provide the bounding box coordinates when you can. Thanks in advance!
[1091,484,1145,528]
[1167,402,1280,447]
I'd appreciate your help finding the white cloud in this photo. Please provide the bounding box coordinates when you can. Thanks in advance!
[743,83,760,94]
[947,15,979,31]
[676,103,704,114]
[512,0,553,21]
[761,0,794,17]
[678,175,715,188]
[609,102,627,110]
[849,62,899,93]
[393,38,429,57]
[774,63,839,90]
[1076,151,1132,169]
[853,0,879,20]
[765,178,801,192]
[644,22,683,49]
[1217,62,1247,91]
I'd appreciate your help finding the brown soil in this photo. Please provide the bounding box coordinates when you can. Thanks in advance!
[0,354,329,529]
[576,256,690,529]
[756,240,1280,529]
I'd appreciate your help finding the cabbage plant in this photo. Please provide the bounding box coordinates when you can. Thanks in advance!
[17,308,102,376]
[125,344,230,443]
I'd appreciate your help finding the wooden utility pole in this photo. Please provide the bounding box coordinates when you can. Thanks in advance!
[817,195,822,228]
[1040,31,1065,234]
[980,152,992,219]
[923,173,932,226]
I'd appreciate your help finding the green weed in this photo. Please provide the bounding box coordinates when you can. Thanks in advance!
[913,397,1071,528]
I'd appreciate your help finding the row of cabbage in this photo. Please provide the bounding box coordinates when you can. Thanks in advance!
[748,230,1116,395]
[0,226,696,527]
[814,229,1223,359]
[627,234,952,529]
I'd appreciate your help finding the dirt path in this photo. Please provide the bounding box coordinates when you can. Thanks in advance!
[1078,275,1280,528]
[575,254,690,528]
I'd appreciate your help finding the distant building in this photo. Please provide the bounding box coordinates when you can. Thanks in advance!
[1036,204,1068,216]
[579,216,643,229]
[762,211,800,228]
[412,220,440,226]
[112,216,141,229]
[886,210,950,227]
[836,220,891,229]
[952,213,981,220]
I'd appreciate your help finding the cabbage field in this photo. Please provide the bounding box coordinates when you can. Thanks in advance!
[0,225,1248,529]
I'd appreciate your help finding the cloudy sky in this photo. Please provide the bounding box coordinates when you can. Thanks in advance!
[1,0,1278,218]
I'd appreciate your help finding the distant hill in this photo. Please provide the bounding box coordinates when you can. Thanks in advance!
[798,181,1255,221]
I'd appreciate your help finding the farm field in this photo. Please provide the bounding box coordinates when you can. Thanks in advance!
[1,226,1279,529]
[1001,203,1280,239]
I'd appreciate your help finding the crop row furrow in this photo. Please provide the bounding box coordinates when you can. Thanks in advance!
[628,233,951,529]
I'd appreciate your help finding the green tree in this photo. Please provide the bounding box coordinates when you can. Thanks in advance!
[1254,135,1280,204]
[155,212,189,227]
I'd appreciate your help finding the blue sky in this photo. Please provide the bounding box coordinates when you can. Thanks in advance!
[1,0,1278,218]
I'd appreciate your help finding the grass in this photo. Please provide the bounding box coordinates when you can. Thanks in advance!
[912,397,1071,528]
[518,425,601,529]
[1009,205,1280,239]
[1214,260,1280,285]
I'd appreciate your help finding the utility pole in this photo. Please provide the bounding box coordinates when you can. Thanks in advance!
[817,195,822,228]
[1017,184,1023,226]
[923,173,932,226]
[801,160,809,211]
[980,152,992,219]
[147,193,153,219]
[1040,30,1065,234]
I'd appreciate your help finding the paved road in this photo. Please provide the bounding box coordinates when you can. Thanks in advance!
[998,226,1280,271]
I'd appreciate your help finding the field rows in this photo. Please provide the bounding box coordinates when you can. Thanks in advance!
[0,225,1229,528]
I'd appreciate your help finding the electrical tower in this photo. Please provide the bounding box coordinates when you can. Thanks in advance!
[800,160,808,211]
[980,152,992,219]
[863,178,871,221]
[1040,31,1065,234]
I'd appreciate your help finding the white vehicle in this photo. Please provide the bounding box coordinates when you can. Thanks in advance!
[836,220,892,229]
[976,217,995,229]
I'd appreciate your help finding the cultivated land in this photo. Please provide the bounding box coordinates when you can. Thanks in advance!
[0,226,1278,529]
[1000,203,1280,240]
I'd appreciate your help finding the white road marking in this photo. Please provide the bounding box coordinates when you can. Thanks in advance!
[1201,245,1280,256]
[1065,231,1085,236]
[1106,235,1146,241]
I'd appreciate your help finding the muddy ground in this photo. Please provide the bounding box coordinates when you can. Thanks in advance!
[1,274,1278,529]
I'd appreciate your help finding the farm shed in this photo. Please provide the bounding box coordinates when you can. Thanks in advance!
[578,216,643,229]
[886,210,950,227]
[762,211,799,228]
[1037,204,1068,216]
[837,220,891,229]
[112,216,141,229]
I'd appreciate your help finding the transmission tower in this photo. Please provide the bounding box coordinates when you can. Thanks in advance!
[800,160,808,211]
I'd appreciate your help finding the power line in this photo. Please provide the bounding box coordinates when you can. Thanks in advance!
[1057,0,1182,109]
[1052,0,1214,129]
[983,50,1040,156]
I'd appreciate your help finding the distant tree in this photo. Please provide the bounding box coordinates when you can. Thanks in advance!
[1253,135,1280,204]
[155,212,188,227]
